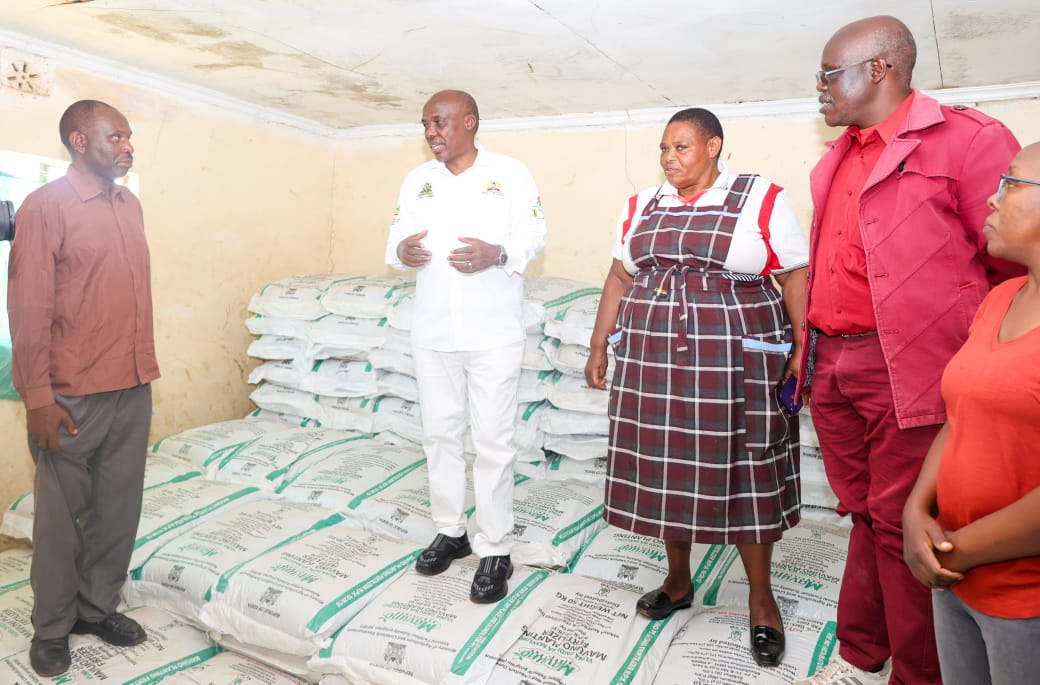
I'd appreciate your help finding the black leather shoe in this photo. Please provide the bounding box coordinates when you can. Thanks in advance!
[636,586,695,620]
[470,555,513,603]
[71,612,147,647]
[415,533,472,576]
[750,624,785,667]
[29,635,70,677]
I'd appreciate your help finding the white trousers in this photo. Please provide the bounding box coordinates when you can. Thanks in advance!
[412,341,523,558]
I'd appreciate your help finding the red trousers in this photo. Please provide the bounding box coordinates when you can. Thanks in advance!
[810,333,942,685]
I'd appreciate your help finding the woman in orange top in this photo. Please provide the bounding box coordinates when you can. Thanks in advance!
[902,141,1040,685]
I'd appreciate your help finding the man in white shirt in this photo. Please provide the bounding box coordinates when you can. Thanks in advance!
[385,90,546,603]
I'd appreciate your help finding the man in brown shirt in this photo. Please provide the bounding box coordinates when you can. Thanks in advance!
[8,100,160,677]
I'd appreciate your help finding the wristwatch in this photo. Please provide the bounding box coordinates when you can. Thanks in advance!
[497,246,508,266]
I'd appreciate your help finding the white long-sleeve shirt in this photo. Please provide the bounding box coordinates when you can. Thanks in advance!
[386,144,547,351]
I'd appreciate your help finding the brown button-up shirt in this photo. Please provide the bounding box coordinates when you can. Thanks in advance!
[8,163,159,410]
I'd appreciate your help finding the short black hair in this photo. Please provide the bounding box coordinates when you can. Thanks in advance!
[667,107,724,156]
[58,100,112,153]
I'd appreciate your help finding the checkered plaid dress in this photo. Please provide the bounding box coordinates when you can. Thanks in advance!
[604,174,800,544]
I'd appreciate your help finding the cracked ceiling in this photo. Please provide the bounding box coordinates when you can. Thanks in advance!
[1,0,1039,130]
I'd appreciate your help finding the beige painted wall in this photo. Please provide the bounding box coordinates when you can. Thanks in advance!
[0,66,334,511]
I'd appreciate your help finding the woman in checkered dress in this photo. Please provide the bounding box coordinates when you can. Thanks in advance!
[585,108,809,668]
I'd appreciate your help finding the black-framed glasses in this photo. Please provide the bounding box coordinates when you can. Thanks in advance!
[997,174,1040,202]
[816,58,877,87]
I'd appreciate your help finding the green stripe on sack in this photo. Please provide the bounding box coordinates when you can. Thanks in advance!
[542,288,602,309]
[347,458,427,510]
[563,527,600,573]
[552,505,605,546]
[609,613,674,685]
[275,436,376,493]
[0,577,30,595]
[123,646,220,685]
[7,491,31,511]
[451,570,552,675]
[215,437,262,470]
[807,621,838,677]
[699,545,739,605]
[210,512,345,598]
[133,486,261,550]
[306,549,422,632]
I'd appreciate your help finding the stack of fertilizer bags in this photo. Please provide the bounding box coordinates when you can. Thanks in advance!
[0,271,849,684]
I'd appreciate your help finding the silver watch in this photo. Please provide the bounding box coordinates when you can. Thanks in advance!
[497,246,508,266]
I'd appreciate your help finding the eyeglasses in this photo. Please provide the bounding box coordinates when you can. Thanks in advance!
[997,174,1040,202]
[816,58,877,87]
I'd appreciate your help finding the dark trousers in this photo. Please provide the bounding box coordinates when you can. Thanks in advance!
[28,383,151,639]
[809,334,941,685]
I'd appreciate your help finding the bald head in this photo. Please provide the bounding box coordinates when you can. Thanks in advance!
[59,100,119,153]
[827,15,916,91]
[426,90,479,126]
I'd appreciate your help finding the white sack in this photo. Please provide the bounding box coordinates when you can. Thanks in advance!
[370,397,423,444]
[377,372,419,402]
[277,441,427,527]
[0,549,34,660]
[567,527,712,595]
[0,493,33,541]
[300,360,381,398]
[368,348,415,376]
[542,433,609,462]
[350,462,474,545]
[199,524,421,657]
[248,275,340,321]
[650,608,838,685]
[246,315,311,340]
[522,333,553,371]
[248,360,308,388]
[0,606,219,684]
[247,335,309,362]
[518,369,556,404]
[320,276,413,319]
[542,291,601,347]
[696,520,848,621]
[207,427,365,488]
[385,289,416,331]
[543,372,610,415]
[475,572,685,685]
[151,416,296,472]
[317,396,376,433]
[540,406,609,436]
[249,383,326,425]
[305,315,386,358]
[308,559,552,685]
[161,650,310,685]
[125,500,343,627]
[545,454,607,485]
[503,477,607,568]
[522,277,600,333]
[131,479,271,571]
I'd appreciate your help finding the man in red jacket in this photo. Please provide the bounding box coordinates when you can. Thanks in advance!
[795,15,1021,685]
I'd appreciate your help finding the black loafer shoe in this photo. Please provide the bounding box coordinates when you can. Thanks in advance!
[636,586,695,620]
[415,533,472,576]
[750,624,785,667]
[71,612,147,647]
[470,555,513,603]
[29,635,70,677]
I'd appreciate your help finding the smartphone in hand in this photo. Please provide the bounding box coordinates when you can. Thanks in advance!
[777,375,802,414]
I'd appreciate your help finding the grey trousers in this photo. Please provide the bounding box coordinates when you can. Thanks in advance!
[933,586,1040,685]
[28,383,151,639]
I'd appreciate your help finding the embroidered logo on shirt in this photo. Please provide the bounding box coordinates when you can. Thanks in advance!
[391,204,401,225]
[417,182,434,199]
[531,195,545,219]
[483,180,503,195]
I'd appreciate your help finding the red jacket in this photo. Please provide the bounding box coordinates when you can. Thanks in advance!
[799,90,1022,429]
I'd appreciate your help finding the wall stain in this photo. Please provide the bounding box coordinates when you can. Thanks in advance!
[943,11,1031,41]
[96,12,230,43]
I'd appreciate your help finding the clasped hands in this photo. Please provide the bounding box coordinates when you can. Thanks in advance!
[397,230,500,273]
[903,506,965,590]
